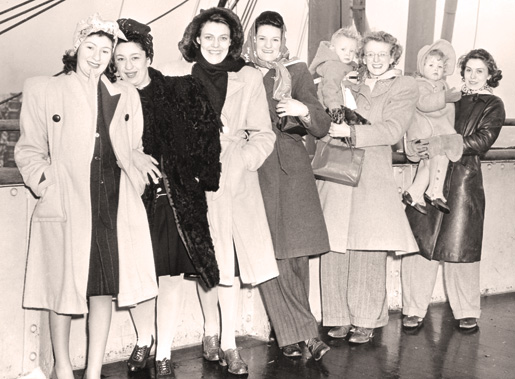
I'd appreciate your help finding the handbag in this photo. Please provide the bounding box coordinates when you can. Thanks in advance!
[311,136,365,187]
[277,115,307,136]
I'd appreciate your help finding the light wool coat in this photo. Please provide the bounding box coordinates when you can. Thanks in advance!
[15,73,158,314]
[199,66,280,285]
[318,75,419,254]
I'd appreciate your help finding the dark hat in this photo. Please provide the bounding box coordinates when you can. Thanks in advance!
[117,18,154,62]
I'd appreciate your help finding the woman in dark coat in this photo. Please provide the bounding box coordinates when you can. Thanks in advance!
[242,11,332,360]
[114,19,221,378]
[402,49,505,330]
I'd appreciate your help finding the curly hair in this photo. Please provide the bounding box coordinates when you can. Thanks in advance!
[62,31,117,82]
[178,7,244,63]
[116,31,154,63]
[458,48,502,88]
[254,10,284,32]
[360,31,403,66]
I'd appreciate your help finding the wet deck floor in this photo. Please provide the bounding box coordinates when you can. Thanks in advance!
[74,292,515,378]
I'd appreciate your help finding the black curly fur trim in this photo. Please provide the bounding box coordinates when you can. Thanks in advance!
[139,67,222,287]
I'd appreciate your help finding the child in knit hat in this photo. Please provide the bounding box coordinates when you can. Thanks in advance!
[403,39,463,215]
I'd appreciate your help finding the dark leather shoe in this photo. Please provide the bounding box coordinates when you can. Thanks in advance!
[306,338,330,361]
[219,347,248,375]
[282,343,302,358]
[127,335,153,371]
[348,327,374,344]
[327,325,352,339]
[424,194,450,214]
[459,318,478,329]
[155,357,175,378]
[202,334,220,361]
[402,191,427,215]
[403,315,423,328]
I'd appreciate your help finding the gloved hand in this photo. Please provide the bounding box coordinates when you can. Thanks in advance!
[445,87,462,103]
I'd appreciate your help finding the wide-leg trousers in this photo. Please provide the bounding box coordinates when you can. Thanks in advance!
[401,253,481,319]
[258,256,319,347]
[320,250,389,328]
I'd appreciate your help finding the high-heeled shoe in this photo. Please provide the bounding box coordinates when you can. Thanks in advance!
[219,347,248,375]
[127,335,153,371]
[202,334,220,361]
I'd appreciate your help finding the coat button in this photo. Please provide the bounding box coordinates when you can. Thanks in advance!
[52,114,61,122]
[125,114,129,121]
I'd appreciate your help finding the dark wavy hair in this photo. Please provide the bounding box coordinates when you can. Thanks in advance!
[360,31,403,67]
[458,48,502,88]
[62,31,117,82]
[254,11,285,33]
[179,7,244,63]
[117,30,154,63]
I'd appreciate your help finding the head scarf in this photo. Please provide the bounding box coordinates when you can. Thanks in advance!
[72,13,126,52]
[117,18,154,63]
[242,20,298,100]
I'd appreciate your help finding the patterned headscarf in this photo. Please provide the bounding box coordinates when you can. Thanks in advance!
[242,19,298,101]
[117,18,154,63]
[72,13,126,52]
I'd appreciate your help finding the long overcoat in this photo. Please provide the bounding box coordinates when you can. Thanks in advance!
[258,62,330,259]
[406,94,505,262]
[317,75,419,254]
[191,65,279,285]
[15,73,158,314]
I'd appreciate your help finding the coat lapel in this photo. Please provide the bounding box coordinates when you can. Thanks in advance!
[225,71,246,98]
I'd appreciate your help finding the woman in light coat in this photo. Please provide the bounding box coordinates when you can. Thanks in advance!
[318,31,419,344]
[15,14,157,379]
[178,7,278,375]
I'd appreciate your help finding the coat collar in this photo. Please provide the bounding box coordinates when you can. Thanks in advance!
[226,71,246,98]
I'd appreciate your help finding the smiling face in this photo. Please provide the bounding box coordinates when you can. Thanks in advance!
[464,58,490,90]
[115,42,151,89]
[331,36,357,65]
[76,34,113,80]
[422,55,445,81]
[196,21,231,64]
[255,24,282,62]
[363,40,394,77]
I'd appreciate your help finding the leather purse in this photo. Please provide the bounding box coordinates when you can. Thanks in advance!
[311,136,365,187]
[277,115,308,136]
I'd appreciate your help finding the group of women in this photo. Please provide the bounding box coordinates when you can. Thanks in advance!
[14,6,505,379]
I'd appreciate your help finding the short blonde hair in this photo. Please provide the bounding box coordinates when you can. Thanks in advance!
[330,26,361,46]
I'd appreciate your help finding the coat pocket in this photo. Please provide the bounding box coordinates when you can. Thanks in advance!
[33,165,67,222]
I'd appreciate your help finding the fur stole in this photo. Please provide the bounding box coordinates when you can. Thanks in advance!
[139,67,221,288]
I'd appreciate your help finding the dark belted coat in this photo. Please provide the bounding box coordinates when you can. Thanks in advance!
[406,93,505,262]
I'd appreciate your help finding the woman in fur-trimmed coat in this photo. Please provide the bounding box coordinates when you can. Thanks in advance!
[115,18,222,375]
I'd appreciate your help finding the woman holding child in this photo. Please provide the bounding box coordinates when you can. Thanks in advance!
[402,48,505,330]
[243,11,332,360]
[318,31,419,344]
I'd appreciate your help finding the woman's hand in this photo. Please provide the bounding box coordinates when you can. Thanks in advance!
[344,70,359,84]
[328,122,351,138]
[276,98,309,118]
[132,149,162,184]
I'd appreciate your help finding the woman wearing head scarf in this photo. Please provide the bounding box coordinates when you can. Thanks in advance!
[178,7,279,375]
[242,10,331,360]
[114,18,221,378]
[15,14,157,378]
